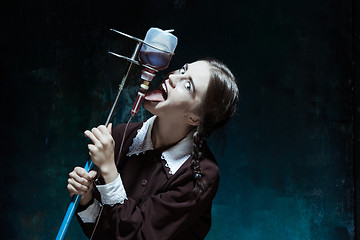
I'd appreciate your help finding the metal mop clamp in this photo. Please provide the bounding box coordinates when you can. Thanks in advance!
[55,28,177,240]
[109,28,178,116]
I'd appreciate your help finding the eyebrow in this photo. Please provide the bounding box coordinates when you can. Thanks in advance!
[189,76,196,94]
[184,63,189,71]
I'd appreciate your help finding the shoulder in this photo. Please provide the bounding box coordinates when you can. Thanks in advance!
[200,151,220,201]
[167,144,219,189]
[178,143,219,186]
[200,149,220,187]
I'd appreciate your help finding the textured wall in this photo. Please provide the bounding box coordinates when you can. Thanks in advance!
[353,0,360,238]
[0,0,356,239]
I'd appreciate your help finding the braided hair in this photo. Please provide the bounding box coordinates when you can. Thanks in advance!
[190,58,239,200]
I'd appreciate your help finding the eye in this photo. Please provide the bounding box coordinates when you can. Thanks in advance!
[179,63,188,75]
[184,81,192,91]
[179,67,186,74]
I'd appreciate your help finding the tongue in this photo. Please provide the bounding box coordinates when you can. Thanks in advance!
[145,90,165,102]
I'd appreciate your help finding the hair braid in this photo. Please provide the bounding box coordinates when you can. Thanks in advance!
[190,124,208,200]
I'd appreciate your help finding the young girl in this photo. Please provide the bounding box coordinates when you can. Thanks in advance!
[67,59,239,239]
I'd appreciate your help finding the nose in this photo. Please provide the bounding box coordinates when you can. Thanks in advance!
[168,73,177,89]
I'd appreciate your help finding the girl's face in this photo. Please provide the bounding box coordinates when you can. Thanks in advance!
[144,60,211,126]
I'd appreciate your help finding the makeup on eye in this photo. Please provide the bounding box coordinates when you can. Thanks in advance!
[179,63,188,74]
[179,67,186,74]
[184,81,192,91]
[180,66,195,93]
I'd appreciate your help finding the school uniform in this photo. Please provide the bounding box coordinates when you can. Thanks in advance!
[77,116,220,240]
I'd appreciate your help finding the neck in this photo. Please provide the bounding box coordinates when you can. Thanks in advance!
[151,116,193,149]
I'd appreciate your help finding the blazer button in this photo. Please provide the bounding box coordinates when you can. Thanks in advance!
[141,179,148,186]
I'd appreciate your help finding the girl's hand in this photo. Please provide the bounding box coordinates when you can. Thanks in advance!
[84,123,118,183]
[67,167,97,206]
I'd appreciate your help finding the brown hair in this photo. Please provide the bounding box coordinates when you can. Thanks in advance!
[190,58,239,200]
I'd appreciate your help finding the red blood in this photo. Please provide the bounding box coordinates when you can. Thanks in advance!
[139,51,172,71]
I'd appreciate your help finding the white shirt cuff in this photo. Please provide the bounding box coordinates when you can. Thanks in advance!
[96,174,127,206]
[77,199,101,223]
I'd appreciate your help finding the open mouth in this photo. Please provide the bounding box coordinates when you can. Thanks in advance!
[160,82,168,100]
[144,81,168,102]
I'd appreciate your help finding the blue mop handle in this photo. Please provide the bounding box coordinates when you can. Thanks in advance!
[55,159,94,240]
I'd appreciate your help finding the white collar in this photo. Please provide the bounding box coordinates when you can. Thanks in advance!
[127,116,193,175]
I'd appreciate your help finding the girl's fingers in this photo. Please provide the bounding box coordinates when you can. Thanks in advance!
[84,130,101,147]
[69,171,91,187]
[97,125,113,143]
[67,167,97,197]
[107,123,112,134]
[74,167,97,181]
[89,170,97,179]
[91,127,106,143]
[67,178,89,193]
[67,183,77,197]
[98,124,112,135]
[88,144,97,156]
[67,183,87,196]
[84,125,113,148]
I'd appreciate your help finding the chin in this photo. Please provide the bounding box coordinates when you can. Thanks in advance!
[143,100,157,115]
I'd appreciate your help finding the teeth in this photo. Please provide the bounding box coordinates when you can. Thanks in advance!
[161,83,168,100]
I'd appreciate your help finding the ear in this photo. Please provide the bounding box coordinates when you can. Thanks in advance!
[186,113,201,126]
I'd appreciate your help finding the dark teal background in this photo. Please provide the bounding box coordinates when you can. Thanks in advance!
[0,0,358,239]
